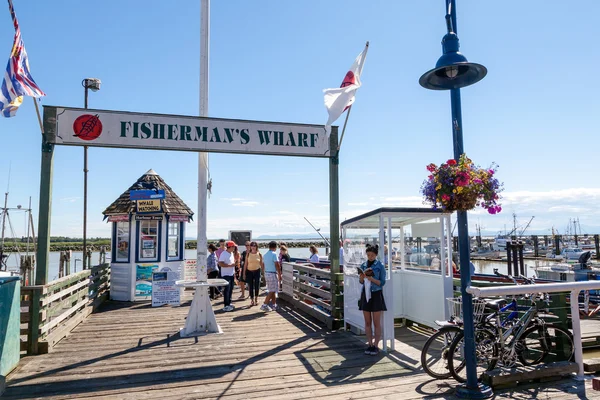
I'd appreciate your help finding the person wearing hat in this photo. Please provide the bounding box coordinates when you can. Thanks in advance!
[218,240,237,312]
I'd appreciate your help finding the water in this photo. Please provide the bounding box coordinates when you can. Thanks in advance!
[5,251,106,282]
[184,247,326,261]
[5,247,547,282]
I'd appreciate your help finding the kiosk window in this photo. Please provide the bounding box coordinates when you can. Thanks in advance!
[115,221,130,262]
[168,221,181,259]
[139,220,158,261]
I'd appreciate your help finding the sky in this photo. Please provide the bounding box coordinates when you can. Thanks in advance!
[1,0,599,240]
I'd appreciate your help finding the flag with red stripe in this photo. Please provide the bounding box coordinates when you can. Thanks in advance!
[323,43,368,133]
[0,0,45,117]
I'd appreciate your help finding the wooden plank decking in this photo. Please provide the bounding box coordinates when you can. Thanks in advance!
[4,288,600,399]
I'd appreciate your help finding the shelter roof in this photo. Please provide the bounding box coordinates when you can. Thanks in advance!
[341,207,448,229]
[102,169,193,218]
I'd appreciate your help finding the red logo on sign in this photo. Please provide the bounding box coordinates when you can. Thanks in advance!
[73,114,103,141]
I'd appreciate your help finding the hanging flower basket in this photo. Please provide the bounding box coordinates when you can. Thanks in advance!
[421,154,503,214]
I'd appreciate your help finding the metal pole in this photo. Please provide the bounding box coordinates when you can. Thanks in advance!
[83,86,88,270]
[329,127,341,328]
[197,0,210,282]
[1,192,8,267]
[449,2,491,396]
[387,215,394,351]
[451,85,480,398]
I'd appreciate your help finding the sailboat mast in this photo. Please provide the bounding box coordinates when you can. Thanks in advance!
[26,197,31,254]
[1,192,8,249]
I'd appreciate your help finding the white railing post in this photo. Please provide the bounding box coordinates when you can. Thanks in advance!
[570,289,584,377]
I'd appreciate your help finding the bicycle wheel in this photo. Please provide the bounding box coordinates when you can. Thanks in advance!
[448,328,497,383]
[518,324,574,366]
[421,326,463,379]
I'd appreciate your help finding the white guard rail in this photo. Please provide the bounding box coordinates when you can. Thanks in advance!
[467,280,600,377]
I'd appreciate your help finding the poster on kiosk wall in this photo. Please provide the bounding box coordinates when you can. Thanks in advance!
[152,266,181,307]
[136,264,158,298]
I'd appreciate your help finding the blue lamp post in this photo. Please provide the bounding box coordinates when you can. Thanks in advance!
[420,1,492,398]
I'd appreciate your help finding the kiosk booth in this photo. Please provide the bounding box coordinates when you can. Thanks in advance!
[103,169,193,301]
[341,207,454,351]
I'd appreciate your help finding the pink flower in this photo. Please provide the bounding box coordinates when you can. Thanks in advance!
[447,159,457,166]
[426,163,437,172]
[442,194,451,202]
[455,172,470,187]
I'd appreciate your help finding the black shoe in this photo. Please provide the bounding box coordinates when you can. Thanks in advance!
[368,347,379,356]
[364,346,373,355]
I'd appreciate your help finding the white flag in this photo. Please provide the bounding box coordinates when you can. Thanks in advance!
[323,43,368,133]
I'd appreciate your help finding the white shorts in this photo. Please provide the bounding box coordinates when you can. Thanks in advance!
[265,272,279,293]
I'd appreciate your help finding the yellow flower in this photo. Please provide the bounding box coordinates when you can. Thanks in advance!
[453,189,457,193]
[436,184,442,190]
[456,186,463,194]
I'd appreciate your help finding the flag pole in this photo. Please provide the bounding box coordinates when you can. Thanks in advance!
[336,105,352,152]
[32,98,43,134]
[336,41,368,152]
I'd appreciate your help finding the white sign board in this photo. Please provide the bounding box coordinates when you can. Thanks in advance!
[184,259,197,281]
[282,262,294,297]
[152,267,181,307]
[45,107,331,158]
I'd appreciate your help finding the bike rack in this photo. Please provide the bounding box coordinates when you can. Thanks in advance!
[467,280,600,378]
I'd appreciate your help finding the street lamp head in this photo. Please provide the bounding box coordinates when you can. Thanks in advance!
[82,78,101,92]
[419,32,487,91]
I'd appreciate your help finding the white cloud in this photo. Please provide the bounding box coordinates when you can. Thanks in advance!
[60,197,81,203]
[232,201,260,207]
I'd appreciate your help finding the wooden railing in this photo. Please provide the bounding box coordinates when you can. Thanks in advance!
[20,263,110,355]
[279,262,343,329]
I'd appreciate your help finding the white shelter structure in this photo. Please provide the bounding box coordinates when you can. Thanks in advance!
[103,169,193,301]
[341,208,454,351]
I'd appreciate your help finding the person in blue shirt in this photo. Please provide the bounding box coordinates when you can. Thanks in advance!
[207,243,220,299]
[358,244,387,356]
[260,241,281,311]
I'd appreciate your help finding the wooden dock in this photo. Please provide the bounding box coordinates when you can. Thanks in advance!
[4,289,600,399]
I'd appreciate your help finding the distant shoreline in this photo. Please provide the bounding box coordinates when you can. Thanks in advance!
[0,239,329,252]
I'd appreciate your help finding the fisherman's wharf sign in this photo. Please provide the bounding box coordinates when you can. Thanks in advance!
[43,106,331,157]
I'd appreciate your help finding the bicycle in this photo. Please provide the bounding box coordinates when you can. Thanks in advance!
[448,272,574,383]
[420,296,506,380]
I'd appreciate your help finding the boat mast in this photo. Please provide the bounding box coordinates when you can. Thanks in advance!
[26,197,31,254]
[1,192,7,249]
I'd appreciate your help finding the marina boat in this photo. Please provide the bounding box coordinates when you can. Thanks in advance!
[562,247,586,260]
[535,252,596,283]
[492,238,509,251]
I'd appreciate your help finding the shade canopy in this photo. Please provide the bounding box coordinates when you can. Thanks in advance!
[341,207,448,230]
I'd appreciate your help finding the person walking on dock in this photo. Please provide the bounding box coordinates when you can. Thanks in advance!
[207,243,220,299]
[218,241,237,312]
[308,245,320,263]
[261,241,281,311]
[358,244,387,356]
[244,241,263,306]
[215,239,226,277]
[234,245,246,299]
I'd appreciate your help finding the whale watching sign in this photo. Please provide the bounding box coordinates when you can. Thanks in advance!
[43,106,330,157]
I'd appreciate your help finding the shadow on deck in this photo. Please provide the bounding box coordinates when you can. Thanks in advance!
[3,292,597,399]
